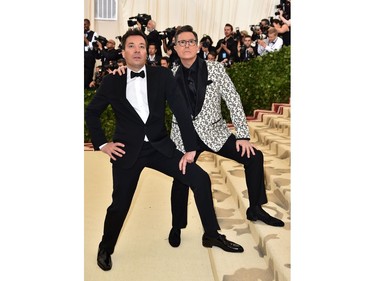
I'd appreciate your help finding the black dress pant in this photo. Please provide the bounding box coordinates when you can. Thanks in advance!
[171,134,267,229]
[99,142,220,254]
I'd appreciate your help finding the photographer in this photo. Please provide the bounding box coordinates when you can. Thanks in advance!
[198,35,215,60]
[237,35,256,62]
[84,19,98,89]
[215,23,238,65]
[272,18,290,46]
[250,25,265,57]
[146,42,162,66]
[146,19,162,56]
[161,27,180,67]
[278,8,291,27]
[96,39,123,72]
[257,27,283,56]
[276,0,291,26]
[260,19,271,34]
[160,56,171,69]
[88,65,105,89]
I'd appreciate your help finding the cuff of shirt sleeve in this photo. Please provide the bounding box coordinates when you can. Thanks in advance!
[99,143,107,150]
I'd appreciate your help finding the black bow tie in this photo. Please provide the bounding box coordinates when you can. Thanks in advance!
[130,70,145,79]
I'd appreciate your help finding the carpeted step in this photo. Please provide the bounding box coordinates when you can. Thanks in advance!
[214,155,290,281]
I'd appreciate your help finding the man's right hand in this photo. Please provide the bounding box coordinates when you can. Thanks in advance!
[112,65,127,76]
[179,150,196,175]
[100,142,126,160]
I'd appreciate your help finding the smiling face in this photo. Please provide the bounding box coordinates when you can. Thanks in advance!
[121,35,147,71]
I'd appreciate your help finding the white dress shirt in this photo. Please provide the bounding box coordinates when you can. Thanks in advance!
[84,30,98,52]
[257,36,283,56]
[126,66,149,141]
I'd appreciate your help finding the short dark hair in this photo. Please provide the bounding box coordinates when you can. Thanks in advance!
[200,34,213,45]
[225,23,233,31]
[161,56,170,64]
[272,19,282,25]
[208,51,217,58]
[121,28,148,50]
[117,58,126,65]
[261,19,270,26]
[174,25,198,43]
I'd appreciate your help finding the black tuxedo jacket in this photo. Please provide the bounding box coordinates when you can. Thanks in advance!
[85,65,197,168]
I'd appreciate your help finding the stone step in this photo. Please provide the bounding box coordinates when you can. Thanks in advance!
[214,155,290,281]
[251,131,290,160]
[249,104,290,123]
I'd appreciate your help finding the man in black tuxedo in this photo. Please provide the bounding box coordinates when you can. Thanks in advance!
[85,28,244,272]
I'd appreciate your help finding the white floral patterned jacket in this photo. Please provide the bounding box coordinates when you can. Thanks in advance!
[170,58,250,153]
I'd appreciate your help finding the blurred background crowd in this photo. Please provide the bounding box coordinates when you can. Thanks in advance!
[84,0,290,89]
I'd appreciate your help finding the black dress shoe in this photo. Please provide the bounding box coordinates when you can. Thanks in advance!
[202,233,244,253]
[97,248,112,271]
[247,206,285,227]
[168,228,181,247]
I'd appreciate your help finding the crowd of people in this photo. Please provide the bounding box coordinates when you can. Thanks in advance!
[84,0,291,90]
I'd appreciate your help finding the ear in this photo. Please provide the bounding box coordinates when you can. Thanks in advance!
[121,50,126,58]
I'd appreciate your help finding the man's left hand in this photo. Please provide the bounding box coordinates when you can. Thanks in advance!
[236,140,256,158]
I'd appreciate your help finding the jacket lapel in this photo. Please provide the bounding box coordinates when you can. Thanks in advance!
[145,65,156,124]
[174,66,192,115]
[195,58,208,116]
[120,71,146,124]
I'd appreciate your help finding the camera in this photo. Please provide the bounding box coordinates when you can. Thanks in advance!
[93,35,108,48]
[275,0,290,18]
[202,41,210,48]
[103,61,118,72]
[233,27,242,42]
[158,27,176,42]
[127,13,151,28]
[115,35,122,49]
[249,25,261,32]
[259,34,267,40]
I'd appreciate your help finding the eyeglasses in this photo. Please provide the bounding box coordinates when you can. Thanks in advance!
[176,39,197,47]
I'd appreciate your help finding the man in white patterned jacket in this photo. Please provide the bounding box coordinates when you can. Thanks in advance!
[168,25,284,248]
